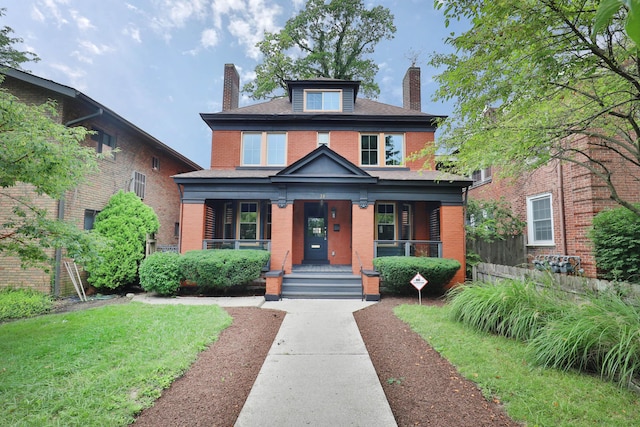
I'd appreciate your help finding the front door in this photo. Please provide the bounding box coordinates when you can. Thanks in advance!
[303,202,328,264]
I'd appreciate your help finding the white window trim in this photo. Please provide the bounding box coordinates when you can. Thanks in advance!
[241,132,287,166]
[360,132,406,167]
[303,89,343,112]
[526,193,554,246]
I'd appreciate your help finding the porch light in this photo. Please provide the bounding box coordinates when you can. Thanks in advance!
[331,207,337,218]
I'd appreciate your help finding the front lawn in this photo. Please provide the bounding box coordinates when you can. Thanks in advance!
[396,303,640,427]
[0,302,231,426]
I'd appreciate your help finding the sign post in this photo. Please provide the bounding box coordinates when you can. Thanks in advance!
[410,273,428,305]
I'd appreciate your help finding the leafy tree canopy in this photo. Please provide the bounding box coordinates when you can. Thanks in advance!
[0,8,39,69]
[427,0,640,216]
[243,0,396,100]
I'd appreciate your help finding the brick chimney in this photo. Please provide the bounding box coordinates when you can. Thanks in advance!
[402,66,421,111]
[222,63,239,111]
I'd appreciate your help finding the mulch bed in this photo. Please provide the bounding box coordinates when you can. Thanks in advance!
[55,295,519,426]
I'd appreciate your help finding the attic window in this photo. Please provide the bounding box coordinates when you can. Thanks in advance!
[304,90,341,112]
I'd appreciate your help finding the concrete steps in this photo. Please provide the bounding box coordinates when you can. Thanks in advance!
[282,272,362,299]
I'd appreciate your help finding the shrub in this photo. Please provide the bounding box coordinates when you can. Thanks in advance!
[0,288,53,321]
[179,249,270,289]
[85,191,159,290]
[447,279,570,341]
[139,252,182,296]
[528,292,640,387]
[372,256,460,295]
[589,204,640,283]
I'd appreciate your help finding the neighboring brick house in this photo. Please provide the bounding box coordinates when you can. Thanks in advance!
[0,68,201,296]
[468,135,640,278]
[174,64,471,300]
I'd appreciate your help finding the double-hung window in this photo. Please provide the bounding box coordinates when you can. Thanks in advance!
[527,193,554,245]
[376,203,396,240]
[361,133,405,166]
[304,90,341,111]
[239,202,258,240]
[242,132,286,166]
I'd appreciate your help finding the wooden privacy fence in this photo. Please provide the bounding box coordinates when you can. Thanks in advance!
[467,235,526,266]
[472,262,640,299]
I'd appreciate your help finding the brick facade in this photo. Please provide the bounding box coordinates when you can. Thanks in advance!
[0,70,200,295]
[469,135,640,278]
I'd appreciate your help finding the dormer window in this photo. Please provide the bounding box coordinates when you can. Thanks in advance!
[304,89,342,112]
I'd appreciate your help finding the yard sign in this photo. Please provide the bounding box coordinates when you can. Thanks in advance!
[410,273,428,305]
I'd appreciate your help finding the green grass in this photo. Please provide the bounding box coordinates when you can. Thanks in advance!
[395,303,640,427]
[0,302,232,426]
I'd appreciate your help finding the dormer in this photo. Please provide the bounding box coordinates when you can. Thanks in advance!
[285,79,360,113]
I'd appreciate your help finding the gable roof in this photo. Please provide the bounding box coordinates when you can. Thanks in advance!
[2,67,202,170]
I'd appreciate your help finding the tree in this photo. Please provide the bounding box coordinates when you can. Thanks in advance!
[85,191,159,290]
[243,0,396,100]
[0,8,39,69]
[426,0,640,216]
[1,8,100,269]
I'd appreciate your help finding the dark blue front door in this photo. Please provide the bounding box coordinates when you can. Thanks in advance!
[303,202,328,264]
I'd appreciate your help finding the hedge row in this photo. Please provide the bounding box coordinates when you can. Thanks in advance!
[139,249,270,296]
[372,256,461,296]
[0,288,53,322]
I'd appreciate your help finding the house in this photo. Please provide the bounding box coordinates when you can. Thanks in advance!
[174,64,472,300]
[0,68,202,296]
[468,135,640,278]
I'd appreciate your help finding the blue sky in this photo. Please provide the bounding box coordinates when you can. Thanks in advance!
[3,0,467,167]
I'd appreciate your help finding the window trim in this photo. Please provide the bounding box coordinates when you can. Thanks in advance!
[376,202,396,241]
[526,193,554,246]
[238,201,259,240]
[303,89,342,112]
[130,171,146,200]
[241,132,287,166]
[317,132,330,147]
[360,133,406,167]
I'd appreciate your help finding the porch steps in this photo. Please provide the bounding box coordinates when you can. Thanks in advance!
[281,271,362,299]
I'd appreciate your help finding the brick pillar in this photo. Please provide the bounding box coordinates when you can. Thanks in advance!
[440,205,466,287]
[270,203,293,274]
[180,203,206,253]
[352,203,375,273]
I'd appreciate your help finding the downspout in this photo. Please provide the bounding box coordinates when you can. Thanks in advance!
[54,108,104,296]
[557,161,567,254]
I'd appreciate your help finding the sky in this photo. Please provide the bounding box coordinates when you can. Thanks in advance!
[3,0,468,168]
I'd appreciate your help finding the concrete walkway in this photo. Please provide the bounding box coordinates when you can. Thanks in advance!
[133,294,397,426]
[236,299,397,427]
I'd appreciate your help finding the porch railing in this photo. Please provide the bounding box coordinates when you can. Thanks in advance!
[374,240,442,258]
[202,239,271,251]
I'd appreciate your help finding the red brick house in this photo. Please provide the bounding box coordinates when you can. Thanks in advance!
[468,135,640,278]
[0,68,201,296]
[174,64,471,300]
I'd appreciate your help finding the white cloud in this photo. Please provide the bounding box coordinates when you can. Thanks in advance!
[70,10,94,31]
[30,6,46,22]
[211,0,245,29]
[225,0,282,60]
[200,28,218,48]
[49,63,87,90]
[38,0,70,27]
[123,25,142,43]
[77,40,114,56]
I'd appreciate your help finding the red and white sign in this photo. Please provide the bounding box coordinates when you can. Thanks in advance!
[410,273,428,291]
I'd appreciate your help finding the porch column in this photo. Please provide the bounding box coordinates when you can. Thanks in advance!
[180,202,206,253]
[440,205,466,287]
[271,203,294,273]
[351,203,379,300]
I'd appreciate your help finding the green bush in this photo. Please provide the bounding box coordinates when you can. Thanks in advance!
[372,256,460,295]
[179,249,270,289]
[0,288,53,321]
[85,191,159,290]
[528,292,640,387]
[447,279,570,341]
[589,204,640,283]
[139,252,182,296]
